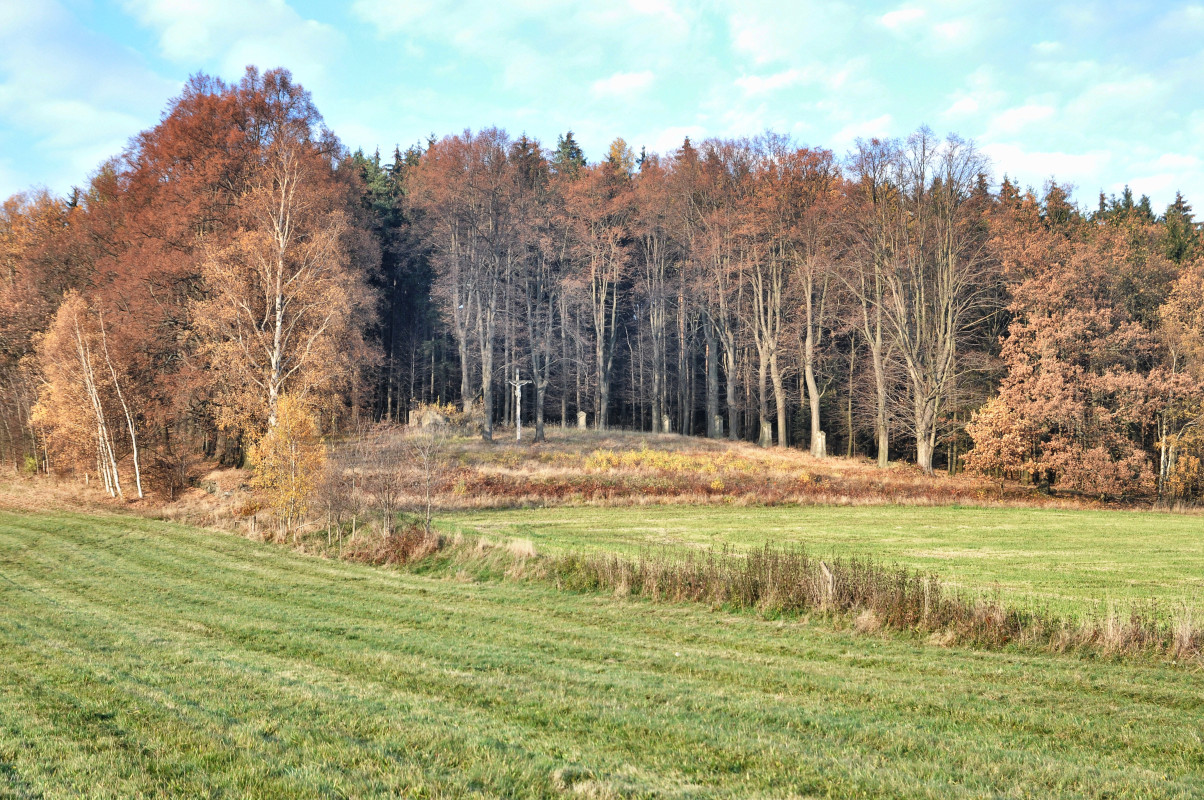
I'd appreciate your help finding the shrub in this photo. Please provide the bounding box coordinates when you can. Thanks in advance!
[344,523,444,566]
[248,395,326,541]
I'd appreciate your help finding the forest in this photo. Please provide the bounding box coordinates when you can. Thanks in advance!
[2,66,1202,504]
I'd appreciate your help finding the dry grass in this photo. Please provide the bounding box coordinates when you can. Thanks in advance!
[532,542,1204,665]
[0,474,129,514]
[371,427,1114,513]
[3,428,1174,543]
[341,522,444,566]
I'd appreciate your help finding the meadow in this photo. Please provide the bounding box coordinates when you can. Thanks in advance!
[444,504,1204,617]
[2,509,1204,798]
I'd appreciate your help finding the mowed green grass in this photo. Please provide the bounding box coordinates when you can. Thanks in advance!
[2,510,1204,798]
[444,505,1204,616]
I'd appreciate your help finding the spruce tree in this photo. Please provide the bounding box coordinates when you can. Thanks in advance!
[551,131,586,176]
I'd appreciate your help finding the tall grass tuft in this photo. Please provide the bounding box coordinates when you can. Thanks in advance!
[541,544,1203,663]
[343,522,444,566]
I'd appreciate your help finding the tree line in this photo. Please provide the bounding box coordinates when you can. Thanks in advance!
[1,67,1201,501]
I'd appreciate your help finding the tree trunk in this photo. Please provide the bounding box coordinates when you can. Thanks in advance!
[757,345,772,447]
[802,286,826,458]
[914,395,937,474]
[804,359,824,458]
[478,290,496,442]
[99,316,143,498]
[846,345,856,458]
[770,349,787,448]
[705,317,719,438]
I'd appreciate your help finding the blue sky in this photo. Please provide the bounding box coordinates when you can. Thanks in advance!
[2,1,1202,211]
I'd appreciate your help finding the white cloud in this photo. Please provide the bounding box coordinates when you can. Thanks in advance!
[647,125,707,155]
[735,63,859,96]
[121,0,343,85]
[880,7,925,29]
[986,103,1056,136]
[591,71,654,98]
[351,0,435,36]
[626,0,689,36]
[735,69,805,95]
[980,141,1109,192]
[933,19,972,43]
[1064,76,1165,124]
[350,0,691,116]
[940,67,1004,121]
[728,0,858,65]
[1124,153,1204,206]
[0,0,177,197]
[1151,153,1202,171]
[1156,3,1204,31]
[831,114,894,148]
[942,96,979,117]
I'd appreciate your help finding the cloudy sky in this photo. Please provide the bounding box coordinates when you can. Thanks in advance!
[1,0,1202,209]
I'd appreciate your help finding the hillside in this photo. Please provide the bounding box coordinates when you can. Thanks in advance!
[126,427,1115,539]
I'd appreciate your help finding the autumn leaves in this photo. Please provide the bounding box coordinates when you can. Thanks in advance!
[8,68,373,498]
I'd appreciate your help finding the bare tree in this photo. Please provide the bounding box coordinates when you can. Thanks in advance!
[404,420,451,536]
[363,423,407,535]
[846,137,901,468]
[881,129,995,473]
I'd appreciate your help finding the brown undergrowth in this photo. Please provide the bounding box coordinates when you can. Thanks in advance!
[3,427,1163,528]
[356,427,1126,513]
[342,522,444,566]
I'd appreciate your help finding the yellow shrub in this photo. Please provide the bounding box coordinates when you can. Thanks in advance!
[584,447,755,477]
[248,395,325,538]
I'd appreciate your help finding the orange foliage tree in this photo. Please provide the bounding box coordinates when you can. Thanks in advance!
[966,193,1174,498]
[31,292,144,497]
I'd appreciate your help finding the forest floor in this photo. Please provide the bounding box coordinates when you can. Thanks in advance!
[3,509,1204,799]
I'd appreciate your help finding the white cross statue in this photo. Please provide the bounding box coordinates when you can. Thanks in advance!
[508,368,532,441]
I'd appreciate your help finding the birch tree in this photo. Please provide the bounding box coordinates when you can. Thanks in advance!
[196,133,367,434]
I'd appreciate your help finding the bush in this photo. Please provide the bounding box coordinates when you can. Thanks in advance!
[344,523,444,566]
[248,395,326,541]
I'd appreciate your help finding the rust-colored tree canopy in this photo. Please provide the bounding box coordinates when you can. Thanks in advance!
[2,67,1202,502]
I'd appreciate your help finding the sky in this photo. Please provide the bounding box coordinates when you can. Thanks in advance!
[1,0,1202,210]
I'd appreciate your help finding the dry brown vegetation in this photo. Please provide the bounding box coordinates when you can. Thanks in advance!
[353,426,1116,512]
[0,426,1146,534]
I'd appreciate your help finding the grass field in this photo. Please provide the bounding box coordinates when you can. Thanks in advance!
[444,504,1204,616]
[3,509,1204,798]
